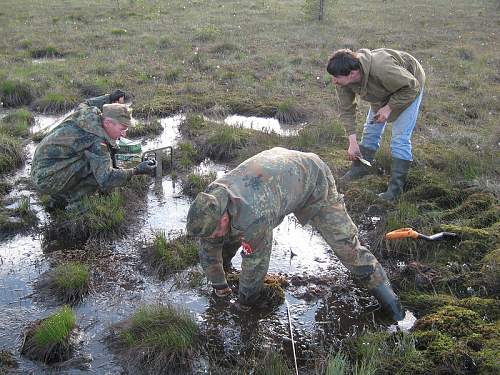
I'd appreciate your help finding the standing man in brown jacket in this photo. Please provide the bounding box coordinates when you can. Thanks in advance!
[327,48,425,200]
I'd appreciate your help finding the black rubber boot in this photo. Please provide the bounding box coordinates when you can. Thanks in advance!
[341,145,376,182]
[369,283,404,321]
[378,158,411,201]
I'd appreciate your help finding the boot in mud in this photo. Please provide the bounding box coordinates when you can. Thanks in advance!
[369,282,404,321]
[378,158,411,201]
[341,145,376,182]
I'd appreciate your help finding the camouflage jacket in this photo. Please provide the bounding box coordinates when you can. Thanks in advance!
[336,48,426,135]
[31,100,133,195]
[199,147,336,288]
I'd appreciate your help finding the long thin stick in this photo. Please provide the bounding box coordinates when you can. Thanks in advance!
[285,298,299,375]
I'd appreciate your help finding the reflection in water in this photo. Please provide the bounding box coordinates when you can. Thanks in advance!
[224,115,300,135]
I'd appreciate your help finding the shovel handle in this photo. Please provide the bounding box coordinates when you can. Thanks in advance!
[385,228,420,240]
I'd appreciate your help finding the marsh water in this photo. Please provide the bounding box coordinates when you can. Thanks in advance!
[0,112,387,374]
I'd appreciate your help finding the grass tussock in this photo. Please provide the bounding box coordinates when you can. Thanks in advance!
[254,351,292,375]
[0,133,24,174]
[0,196,37,239]
[0,80,34,107]
[146,232,199,277]
[21,306,76,364]
[0,350,18,373]
[176,142,201,170]
[51,262,90,303]
[110,304,198,374]
[34,90,79,113]
[0,108,34,137]
[181,171,216,198]
[126,118,163,138]
[29,45,64,59]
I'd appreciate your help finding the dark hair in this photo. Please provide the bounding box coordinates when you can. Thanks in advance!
[326,49,361,77]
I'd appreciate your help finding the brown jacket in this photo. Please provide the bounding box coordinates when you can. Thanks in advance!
[336,48,425,135]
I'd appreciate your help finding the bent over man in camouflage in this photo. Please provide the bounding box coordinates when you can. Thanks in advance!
[31,99,155,210]
[186,147,404,321]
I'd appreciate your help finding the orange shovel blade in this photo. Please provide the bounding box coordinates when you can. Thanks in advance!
[385,228,420,240]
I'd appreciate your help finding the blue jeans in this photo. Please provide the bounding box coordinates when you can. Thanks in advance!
[360,91,423,161]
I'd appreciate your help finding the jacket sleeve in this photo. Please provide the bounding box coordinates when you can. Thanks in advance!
[82,95,111,110]
[379,62,420,112]
[336,86,357,136]
[84,141,134,190]
[199,238,228,289]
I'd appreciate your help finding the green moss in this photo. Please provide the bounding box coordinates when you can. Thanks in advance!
[439,224,495,243]
[455,297,500,320]
[415,305,482,337]
[0,80,33,107]
[153,233,199,273]
[481,249,500,293]
[401,292,456,316]
[33,306,76,347]
[441,193,496,222]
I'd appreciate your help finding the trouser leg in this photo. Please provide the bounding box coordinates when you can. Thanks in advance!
[309,193,404,320]
[222,238,240,271]
[238,230,273,306]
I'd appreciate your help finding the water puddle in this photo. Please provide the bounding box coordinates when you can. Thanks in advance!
[224,114,300,135]
[0,111,385,373]
[32,58,67,64]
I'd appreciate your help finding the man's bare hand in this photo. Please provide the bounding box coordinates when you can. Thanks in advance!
[347,135,362,161]
[373,104,391,123]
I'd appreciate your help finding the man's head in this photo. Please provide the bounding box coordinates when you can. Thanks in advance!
[186,187,230,238]
[326,49,362,87]
[102,103,131,140]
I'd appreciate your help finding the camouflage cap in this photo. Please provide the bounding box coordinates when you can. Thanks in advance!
[186,187,229,237]
[102,103,132,127]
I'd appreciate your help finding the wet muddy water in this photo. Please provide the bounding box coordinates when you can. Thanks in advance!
[0,112,384,373]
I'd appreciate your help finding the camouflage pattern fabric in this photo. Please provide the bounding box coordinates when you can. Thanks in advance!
[31,99,133,206]
[197,147,392,305]
[83,94,111,110]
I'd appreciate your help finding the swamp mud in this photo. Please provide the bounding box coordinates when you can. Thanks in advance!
[0,109,498,374]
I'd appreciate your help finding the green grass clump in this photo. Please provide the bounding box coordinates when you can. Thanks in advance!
[179,114,207,137]
[33,306,76,347]
[82,191,125,234]
[35,90,79,113]
[181,172,216,198]
[152,232,199,275]
[21,306,76,363]
[126,119,163,138]
[275,98,307,124]
[177,142,200,169]
[0,108,34,137]
[193,25,220,42]
[206,125,250,161]
[254,351,291,375]
[114,304,198,373]
[52,262,90,303]
[29,45,63,58]
[0,80,33,107]
[110,28,127,35]
[0,133,24,174]
[325,351,348,375]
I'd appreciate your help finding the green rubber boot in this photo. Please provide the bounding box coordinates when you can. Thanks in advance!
[378,158,411,201]
[369,282,405,321]
[341,145,376,182]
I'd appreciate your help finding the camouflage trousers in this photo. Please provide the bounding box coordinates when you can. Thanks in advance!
[222,187,391,305]
[46,175,101,210]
